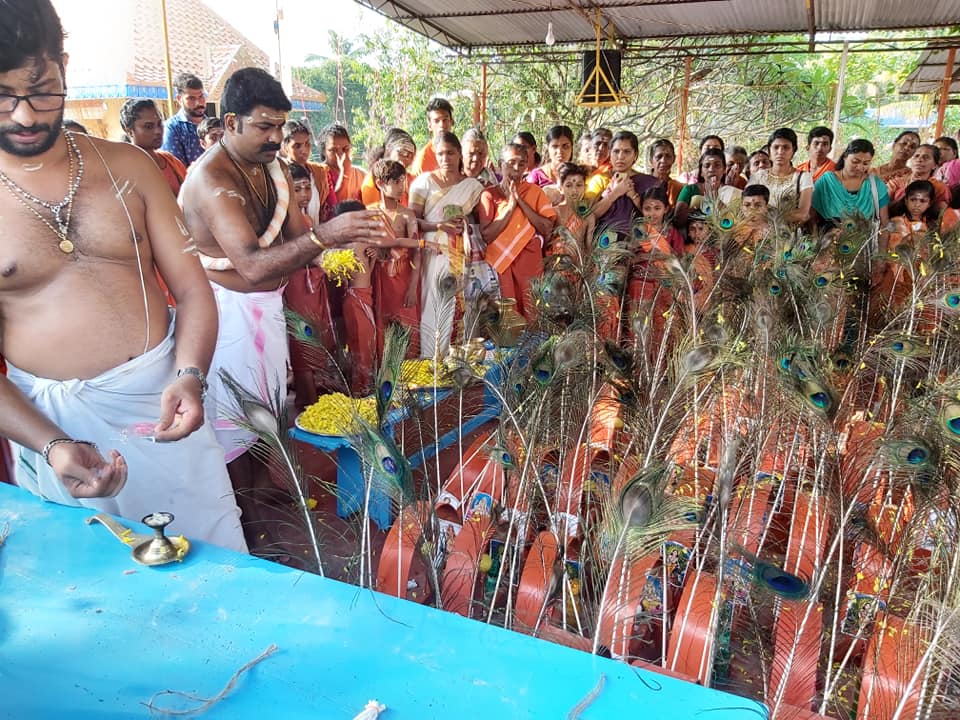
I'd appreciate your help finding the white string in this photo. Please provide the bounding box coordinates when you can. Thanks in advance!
[81,133,151,355]
[351,700,386,720]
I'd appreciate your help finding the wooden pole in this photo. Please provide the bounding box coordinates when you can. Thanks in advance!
[480,62,488,129]
[830,41,849,156]
[159,0,175,117]
[677,56,692,173]
[935,48,956,138]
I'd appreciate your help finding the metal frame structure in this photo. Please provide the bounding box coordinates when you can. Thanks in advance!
[352,0,960,58]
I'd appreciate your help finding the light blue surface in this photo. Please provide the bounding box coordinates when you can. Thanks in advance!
[0,483,768,719]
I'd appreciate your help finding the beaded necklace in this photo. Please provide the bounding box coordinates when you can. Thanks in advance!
[0,131,84,254]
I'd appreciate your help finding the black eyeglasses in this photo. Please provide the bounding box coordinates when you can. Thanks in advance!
[0,93,67,114]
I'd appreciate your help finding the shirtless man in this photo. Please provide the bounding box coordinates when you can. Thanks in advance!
[180,67,385,534]
[0,0,246,551]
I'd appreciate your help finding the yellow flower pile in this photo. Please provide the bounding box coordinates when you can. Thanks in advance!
[319,249,363,287]
[401,359,452,388]
[298,393,377,435]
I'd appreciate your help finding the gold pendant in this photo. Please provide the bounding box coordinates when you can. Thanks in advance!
[58,239,75,254]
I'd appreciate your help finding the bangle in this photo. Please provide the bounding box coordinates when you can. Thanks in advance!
[177,366,208,401]
[308,230,327,250]
[41,438,98,466]
[418,236,425,250]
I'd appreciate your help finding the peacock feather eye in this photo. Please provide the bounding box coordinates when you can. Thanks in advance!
[783,249,794,261]
[701,200,715,216]
[381,455,398,475]
[719,214,735,230]
[815,275,829,287]
[576,203,591,217]
[843,220,856,231]
[379,380,394,401]
[597,230,613,249]
[940,292,960,310]
[810,391,829,408]
[832,352,851,371]
[886,337,926,357]
[779,356,792,371]
[776,268,787,279]
[769,282,782,296]
[757,563,808,598]
[940,402,960,439]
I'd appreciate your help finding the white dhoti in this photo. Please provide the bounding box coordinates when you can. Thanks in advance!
[206,284,289,462]
[7,313,247,553]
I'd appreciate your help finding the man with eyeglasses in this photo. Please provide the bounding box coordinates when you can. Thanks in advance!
[0,0,248,551]
[161,72,207,168]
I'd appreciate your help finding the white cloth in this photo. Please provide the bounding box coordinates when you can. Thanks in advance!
[206,284,289,462]
[409,173,484,359]
[747,168,814,210]
[7,312,247,553]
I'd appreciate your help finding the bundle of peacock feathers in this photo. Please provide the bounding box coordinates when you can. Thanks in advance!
[241,202,960,719]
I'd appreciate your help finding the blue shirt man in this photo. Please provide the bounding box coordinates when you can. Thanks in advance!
[162,72,206,167]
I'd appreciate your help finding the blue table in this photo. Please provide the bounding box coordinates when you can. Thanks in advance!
[291,368,502,530]
[0,484,768,719]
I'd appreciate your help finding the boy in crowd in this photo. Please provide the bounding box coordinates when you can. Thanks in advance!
[371,159,422,357]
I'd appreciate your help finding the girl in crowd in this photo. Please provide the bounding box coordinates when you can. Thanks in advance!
[874,130,920,184]
[811,138,889,242]
[528,125,574,198]
[886,144,951,210]
[409,131,485,359]
[877,180,944,313]
[647,138,685,206]
[674,148,742,229]
[746,127,813,225]
[550,162,595,259]
[628,185,680,354]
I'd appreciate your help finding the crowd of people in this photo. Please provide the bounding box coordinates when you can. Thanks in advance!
[2,0,956,553]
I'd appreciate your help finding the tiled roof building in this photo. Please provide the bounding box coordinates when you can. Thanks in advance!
[53,0,323,138]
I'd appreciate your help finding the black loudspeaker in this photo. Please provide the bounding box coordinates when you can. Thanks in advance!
[580,49,622,104]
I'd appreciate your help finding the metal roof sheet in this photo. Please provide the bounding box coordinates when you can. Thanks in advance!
[354,0,960,51]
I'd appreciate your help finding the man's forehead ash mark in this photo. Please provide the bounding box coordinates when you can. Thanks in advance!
[249,112,287,123]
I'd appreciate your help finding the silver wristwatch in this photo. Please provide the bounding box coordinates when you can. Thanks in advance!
[177,366,208,400]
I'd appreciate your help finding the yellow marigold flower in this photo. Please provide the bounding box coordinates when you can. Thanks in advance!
[320,249,364,287]
[298,393,378,435]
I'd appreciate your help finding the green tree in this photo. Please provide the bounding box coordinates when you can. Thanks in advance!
[293,24,941,175]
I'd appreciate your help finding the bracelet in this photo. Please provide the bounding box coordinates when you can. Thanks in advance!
[177,366,208,401]
[418,236,425,250]
[41,438,98,466]
[308,230,327,250]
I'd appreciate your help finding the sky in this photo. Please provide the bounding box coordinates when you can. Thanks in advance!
[200,0,388,66]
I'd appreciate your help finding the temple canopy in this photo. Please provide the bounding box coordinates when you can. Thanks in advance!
[351,0,960,56]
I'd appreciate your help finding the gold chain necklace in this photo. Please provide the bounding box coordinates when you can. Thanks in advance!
[220,140,269,209]
[0,132,83,254]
